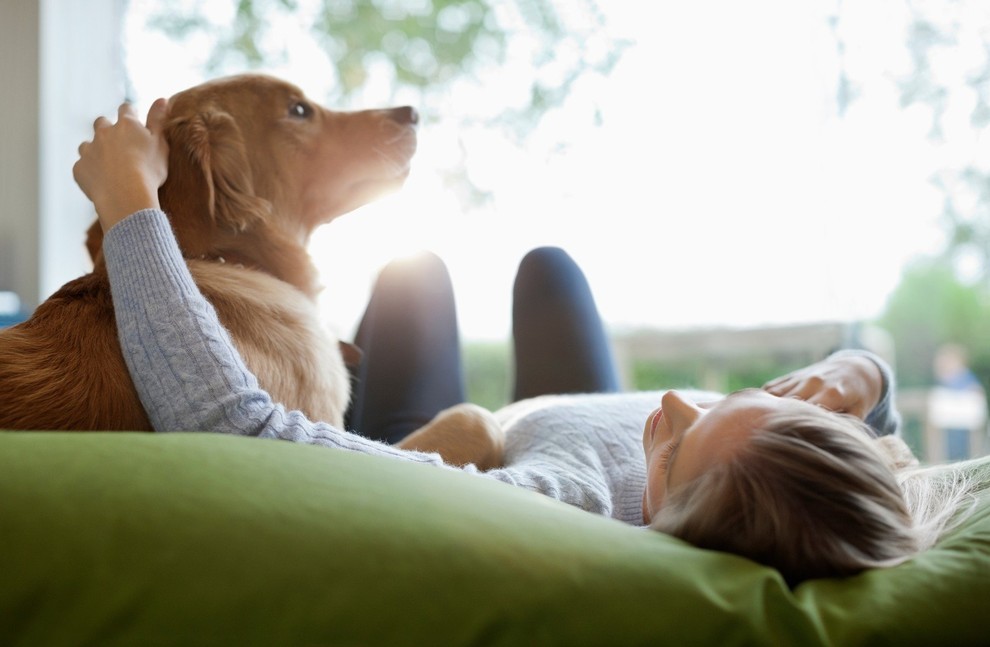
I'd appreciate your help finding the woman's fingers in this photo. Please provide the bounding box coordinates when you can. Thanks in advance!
[146,98,169,134]
[116,102,139,122]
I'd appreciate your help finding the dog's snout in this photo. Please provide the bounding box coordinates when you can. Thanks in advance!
[387,106,419,126]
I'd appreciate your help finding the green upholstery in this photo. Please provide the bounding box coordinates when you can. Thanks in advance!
[1,431,988,646]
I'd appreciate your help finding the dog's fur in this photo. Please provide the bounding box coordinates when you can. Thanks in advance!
[0,74,418,431]
[397,403,506,470]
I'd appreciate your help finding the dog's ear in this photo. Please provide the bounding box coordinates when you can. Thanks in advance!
[85,220,104,263]
[167,109,270,231]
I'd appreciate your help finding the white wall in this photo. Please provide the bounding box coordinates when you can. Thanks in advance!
[0,1,41,308]
[0,0,126,310]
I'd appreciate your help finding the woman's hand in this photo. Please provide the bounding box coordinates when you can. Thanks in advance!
[763,353,883,420]
[73,99,170,232]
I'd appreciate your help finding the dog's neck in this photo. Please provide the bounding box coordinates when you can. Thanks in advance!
[189,251,258,271]
[183,242,323,300]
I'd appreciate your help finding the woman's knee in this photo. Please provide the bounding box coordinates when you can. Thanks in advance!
[375,251,452,296]
[514,247,586,298]
[517,246,575,277]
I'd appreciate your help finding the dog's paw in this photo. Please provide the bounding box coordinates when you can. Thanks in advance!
[397,403,505,470]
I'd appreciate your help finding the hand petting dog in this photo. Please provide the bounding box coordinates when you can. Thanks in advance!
[74,99,169,232]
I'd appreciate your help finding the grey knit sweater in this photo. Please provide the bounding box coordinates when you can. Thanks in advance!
[104,209,900,526]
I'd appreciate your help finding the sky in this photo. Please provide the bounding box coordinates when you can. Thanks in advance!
[122,0,984,341]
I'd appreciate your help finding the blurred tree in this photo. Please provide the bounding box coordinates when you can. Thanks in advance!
[878,259,990,390]
[463,340,510,410]
[142,0,628,207]
[150,0,505,100]
[834,0,990,284]
[832,1,990,407]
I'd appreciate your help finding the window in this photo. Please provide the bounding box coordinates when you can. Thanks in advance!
[123,0,990,353]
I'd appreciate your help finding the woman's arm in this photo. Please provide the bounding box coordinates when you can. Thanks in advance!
[77,102,458,468]
[840,350,901,437]
[763,349,901,436]
[103,209,457,466]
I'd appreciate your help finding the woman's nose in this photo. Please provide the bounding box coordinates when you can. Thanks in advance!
[661,390,703,432]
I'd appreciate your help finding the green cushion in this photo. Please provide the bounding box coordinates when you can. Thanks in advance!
[1,432,988,646]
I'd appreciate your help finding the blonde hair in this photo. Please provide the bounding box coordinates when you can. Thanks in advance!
[649,409,976,586]
[897,458,981,549]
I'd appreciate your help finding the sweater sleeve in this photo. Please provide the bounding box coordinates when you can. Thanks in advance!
[102,209,464,469]
[829,349,902,437]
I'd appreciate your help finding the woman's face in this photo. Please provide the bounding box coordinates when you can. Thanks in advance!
[641,388,818,523]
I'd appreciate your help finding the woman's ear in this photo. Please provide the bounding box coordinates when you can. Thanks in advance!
[167,109,270,231]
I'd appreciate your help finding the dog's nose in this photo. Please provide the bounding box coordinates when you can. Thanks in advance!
[388,106,419,126]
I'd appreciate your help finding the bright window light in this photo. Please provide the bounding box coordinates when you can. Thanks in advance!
[123,0,984,342]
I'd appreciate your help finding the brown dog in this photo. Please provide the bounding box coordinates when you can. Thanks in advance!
[0,74,418,431]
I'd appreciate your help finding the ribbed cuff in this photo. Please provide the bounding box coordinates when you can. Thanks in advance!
[103,209,199,308]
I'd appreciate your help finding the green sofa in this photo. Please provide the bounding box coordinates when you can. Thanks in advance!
[2,431,988,645]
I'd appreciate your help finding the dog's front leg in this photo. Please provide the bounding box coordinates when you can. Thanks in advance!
[397,403,505,470]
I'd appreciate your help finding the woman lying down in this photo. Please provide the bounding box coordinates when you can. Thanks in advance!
[75,101,975,588]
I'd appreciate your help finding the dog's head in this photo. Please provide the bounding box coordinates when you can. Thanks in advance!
[87,74,418,290]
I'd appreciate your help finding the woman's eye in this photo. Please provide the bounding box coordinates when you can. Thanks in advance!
[289,101,312,119]
[658,441,679,471]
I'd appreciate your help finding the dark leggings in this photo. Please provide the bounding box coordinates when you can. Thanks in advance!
[346,247,620,444]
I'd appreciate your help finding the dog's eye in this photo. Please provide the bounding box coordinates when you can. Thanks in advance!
[289,101,313,119]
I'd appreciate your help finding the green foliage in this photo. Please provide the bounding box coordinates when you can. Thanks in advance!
[899,410,925,458]
[721,359,808,394]
[629,360,703,392]
[878,259,990,390]
[309,0,502,95]
[142,0,627,208]
[463,340,510,411]
[835,1,990,411]
[142,0,624,116]
[149,0,502,91]
[935,165,990,285]
[836,1,990,285]
[630,357,806,395]
[465,344,810,410]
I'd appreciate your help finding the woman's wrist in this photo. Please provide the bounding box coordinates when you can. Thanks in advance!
[828,350,885,413]
[96,186,161,232]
